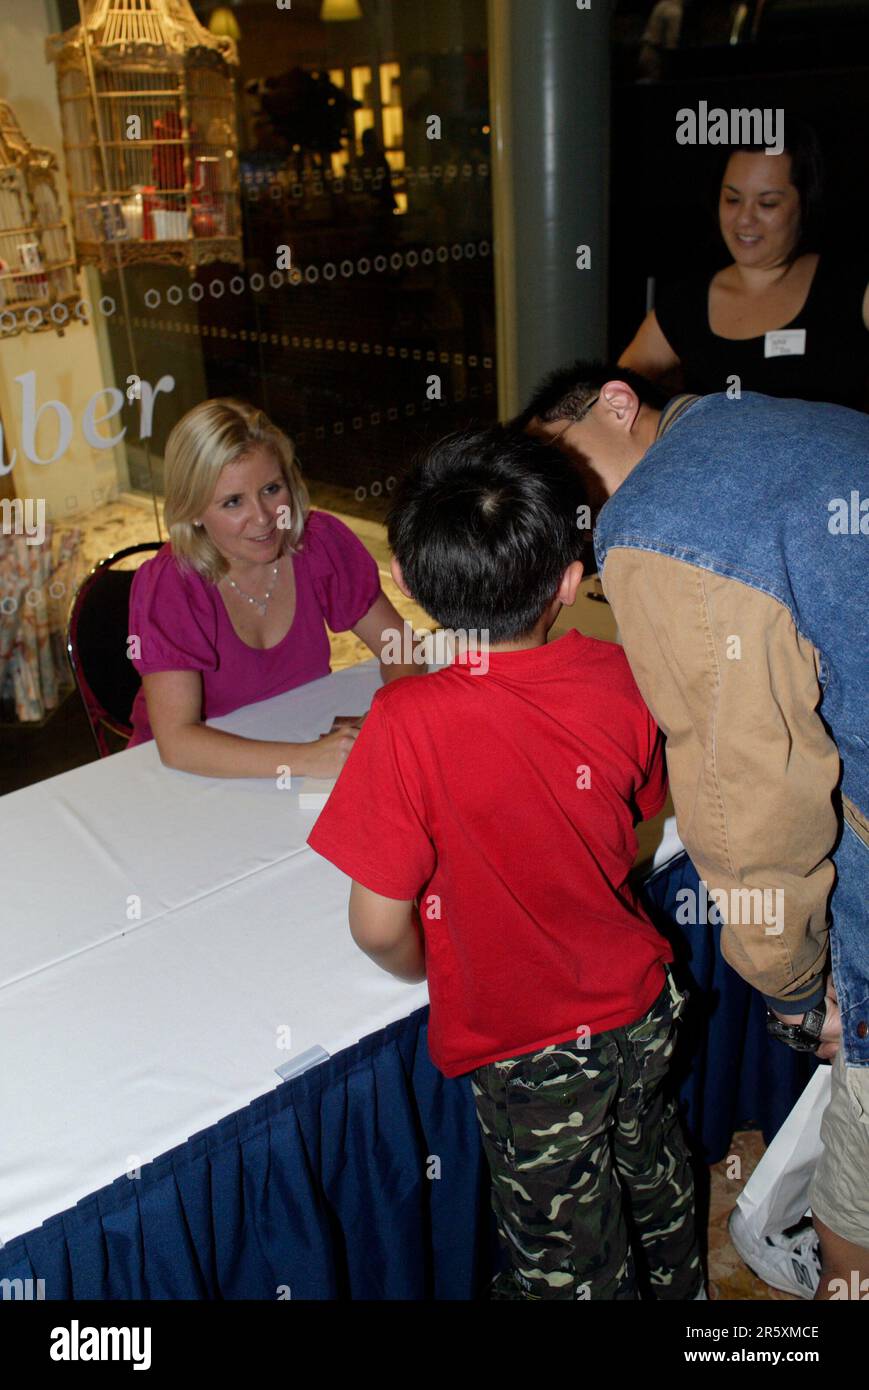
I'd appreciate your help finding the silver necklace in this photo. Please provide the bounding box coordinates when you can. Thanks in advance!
[225,557,281,615]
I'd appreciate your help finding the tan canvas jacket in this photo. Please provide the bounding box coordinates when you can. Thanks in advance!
[602,540,866,1013]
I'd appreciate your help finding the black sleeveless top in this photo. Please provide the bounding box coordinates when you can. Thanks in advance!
[654,256,869,409]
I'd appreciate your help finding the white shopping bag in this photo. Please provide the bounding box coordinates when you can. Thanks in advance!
[735,1066,832,1240]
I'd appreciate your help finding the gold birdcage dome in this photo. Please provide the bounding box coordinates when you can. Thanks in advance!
[0,102,79,337]
[46,0,243,273]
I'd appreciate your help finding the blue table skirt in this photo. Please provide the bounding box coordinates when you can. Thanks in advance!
[1,851,815,1299]
[0,1007,497,1300]
[643,852,817,1162]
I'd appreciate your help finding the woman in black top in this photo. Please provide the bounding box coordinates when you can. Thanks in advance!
[619,128,869,409]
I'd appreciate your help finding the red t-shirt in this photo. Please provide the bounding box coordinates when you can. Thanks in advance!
[307,629,671,1078]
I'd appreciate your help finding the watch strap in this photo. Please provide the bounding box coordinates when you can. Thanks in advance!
[766,998,826,1052]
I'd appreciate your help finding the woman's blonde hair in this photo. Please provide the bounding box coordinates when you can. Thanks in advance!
[164,398,310,583]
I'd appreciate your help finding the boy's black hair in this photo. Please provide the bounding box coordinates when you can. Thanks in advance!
[514,360,670,431]
[387,425,589,644]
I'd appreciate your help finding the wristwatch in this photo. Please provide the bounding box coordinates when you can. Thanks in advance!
[766,999,827,1052]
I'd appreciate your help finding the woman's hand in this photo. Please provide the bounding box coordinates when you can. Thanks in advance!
[329,714,367,733]
[297,726,360,778]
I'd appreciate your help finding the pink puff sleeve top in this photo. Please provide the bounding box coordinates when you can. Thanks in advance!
[127,510,381,747]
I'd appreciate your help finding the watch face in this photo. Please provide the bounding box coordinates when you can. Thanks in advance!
[802,1008,824,1039]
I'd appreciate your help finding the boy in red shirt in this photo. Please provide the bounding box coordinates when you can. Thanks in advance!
[308,426,703,1300]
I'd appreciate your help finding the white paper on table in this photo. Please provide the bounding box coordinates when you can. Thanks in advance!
[296,777,336,812]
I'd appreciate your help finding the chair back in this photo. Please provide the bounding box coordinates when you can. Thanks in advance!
[67,542,163,757]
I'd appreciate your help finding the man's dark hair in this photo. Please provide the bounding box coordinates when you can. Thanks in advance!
[515,360,670,430]
[387,426,588,643]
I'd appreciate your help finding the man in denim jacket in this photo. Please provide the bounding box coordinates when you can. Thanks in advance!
[524,364,868,1299]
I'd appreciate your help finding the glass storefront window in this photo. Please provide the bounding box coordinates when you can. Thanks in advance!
[0,0,493,782]
[84,0,495,521]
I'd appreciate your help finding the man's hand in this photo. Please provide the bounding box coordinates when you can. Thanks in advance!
[771,977,841,1060]
[817,976,842,1061]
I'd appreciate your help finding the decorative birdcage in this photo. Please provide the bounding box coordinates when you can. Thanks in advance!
[46,0,243,272]
[0,103,79,337]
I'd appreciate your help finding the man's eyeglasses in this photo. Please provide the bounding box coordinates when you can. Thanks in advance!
[548,393,600,446]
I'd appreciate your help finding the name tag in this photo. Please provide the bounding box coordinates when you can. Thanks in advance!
[765,328,806,358]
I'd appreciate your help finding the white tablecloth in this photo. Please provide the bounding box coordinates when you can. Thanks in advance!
[1,660,428,1246]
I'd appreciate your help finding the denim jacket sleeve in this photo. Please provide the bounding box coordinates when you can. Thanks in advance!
[601,547,837,1012]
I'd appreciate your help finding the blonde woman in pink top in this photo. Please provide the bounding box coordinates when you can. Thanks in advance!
[128,398,420,778]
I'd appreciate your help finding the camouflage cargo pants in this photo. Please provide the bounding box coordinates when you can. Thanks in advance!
[470,967,703,1300]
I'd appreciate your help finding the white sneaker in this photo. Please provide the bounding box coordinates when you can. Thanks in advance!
[728,1206,820,1299]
